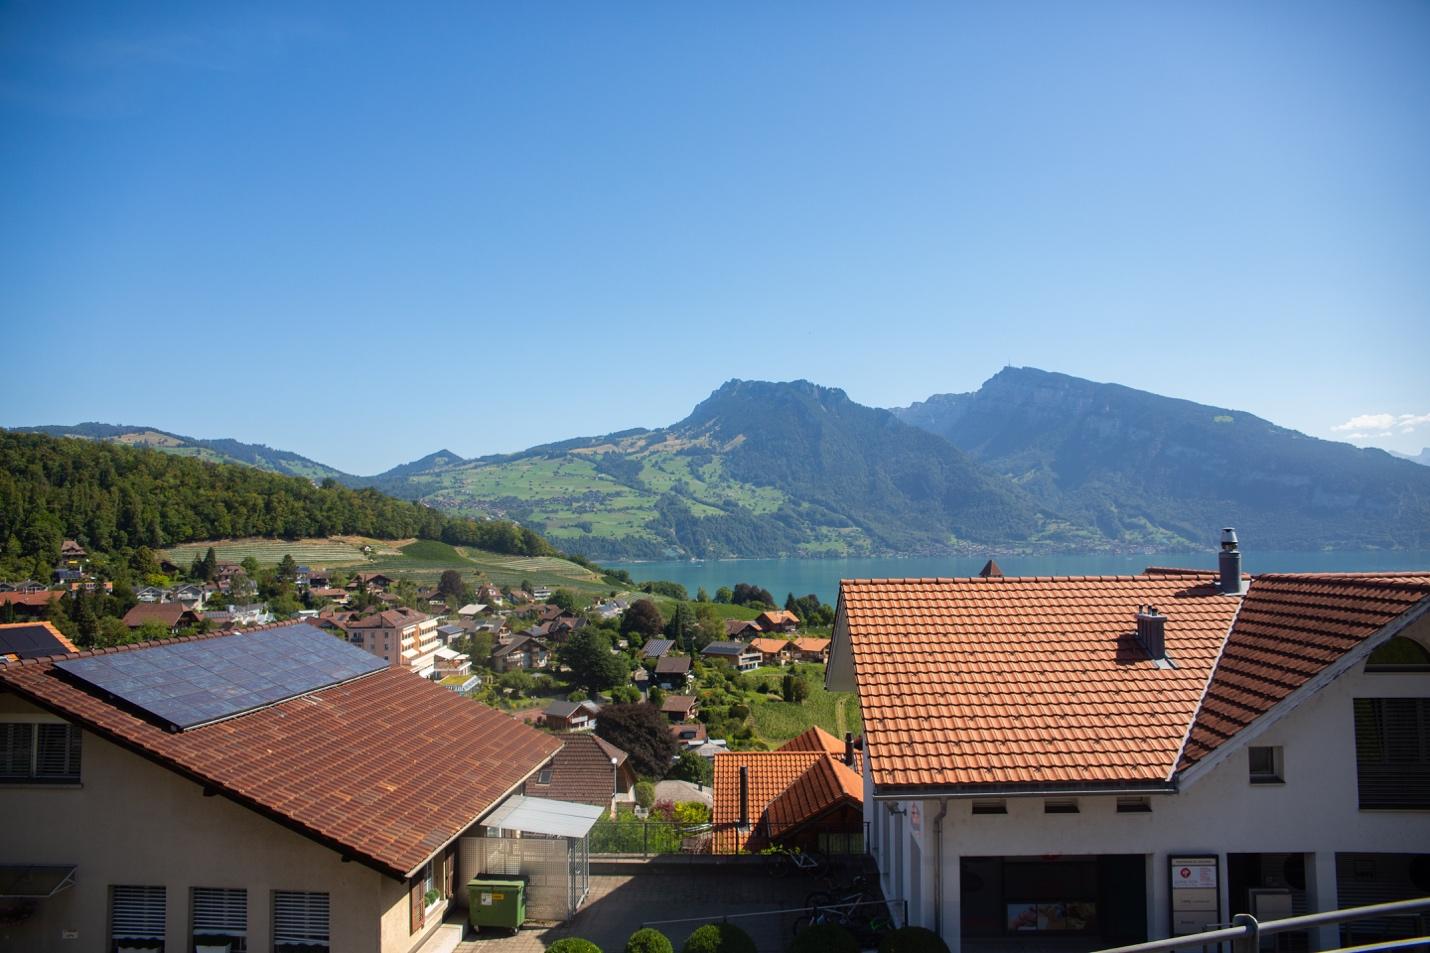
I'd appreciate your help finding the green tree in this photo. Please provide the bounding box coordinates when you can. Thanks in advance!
[559,628,628,695]
[620,599,665,639]
[596,703,679,778]
[714,586,732,604]
[549,588,581,613]
[665,602,697,652]
[277,553,298,583]
[695,587,709,603]
[437,569,466,602]
[95,616,133,648]
[668,750,713,787]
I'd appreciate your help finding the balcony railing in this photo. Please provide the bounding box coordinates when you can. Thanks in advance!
[1093,897,1430,953]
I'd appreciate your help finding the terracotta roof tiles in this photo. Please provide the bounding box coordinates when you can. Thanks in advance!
[1179,572,1430,770]
[0,626,560,878]
[840,575,1241,791]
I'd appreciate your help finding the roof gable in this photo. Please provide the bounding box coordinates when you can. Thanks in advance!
[1178,572,1430,772]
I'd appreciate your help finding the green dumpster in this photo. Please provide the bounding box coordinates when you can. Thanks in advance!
[467,877,525,931]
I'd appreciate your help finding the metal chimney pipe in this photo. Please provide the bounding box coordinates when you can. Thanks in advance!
[738,765,749,829]
[1219,527,1243,595]
[844,731,855,766]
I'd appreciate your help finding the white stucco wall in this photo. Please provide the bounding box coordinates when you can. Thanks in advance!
[0,692,441,953]
[864,628,1430,953]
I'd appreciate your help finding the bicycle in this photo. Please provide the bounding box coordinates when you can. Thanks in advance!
[767,846,827,879]
[792,873,885,937]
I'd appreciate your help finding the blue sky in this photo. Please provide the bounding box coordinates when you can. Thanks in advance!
[3,1,1428,474]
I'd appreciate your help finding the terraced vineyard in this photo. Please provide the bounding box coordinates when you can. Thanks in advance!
[162,537,371,567]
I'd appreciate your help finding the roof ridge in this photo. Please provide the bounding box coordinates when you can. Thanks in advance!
[840,573,1216,585]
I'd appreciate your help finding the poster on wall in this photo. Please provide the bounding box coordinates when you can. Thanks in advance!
[1169,855,1221,937]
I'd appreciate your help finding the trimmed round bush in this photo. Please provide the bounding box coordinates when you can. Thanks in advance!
[682,922,757,953]
[548,939,603,953]
[878,926,951,953]
[625,927,675,953]
[788,922,860,953]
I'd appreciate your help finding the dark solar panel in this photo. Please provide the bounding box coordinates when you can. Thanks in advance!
[55,623,387,730]
[0,625,68,660]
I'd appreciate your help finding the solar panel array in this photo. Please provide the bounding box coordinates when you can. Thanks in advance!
[55,623,387,730]
[0,624,69,660]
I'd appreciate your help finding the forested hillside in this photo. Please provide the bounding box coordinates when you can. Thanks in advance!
[17,422,352,482]
[0,431,554,572]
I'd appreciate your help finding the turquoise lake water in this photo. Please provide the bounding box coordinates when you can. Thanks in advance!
[605,551,1430,606]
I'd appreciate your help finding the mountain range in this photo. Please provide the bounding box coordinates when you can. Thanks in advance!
[17,368,1430,559]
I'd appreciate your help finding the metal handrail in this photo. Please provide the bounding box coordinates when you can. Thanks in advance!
[1094,897,1430,953]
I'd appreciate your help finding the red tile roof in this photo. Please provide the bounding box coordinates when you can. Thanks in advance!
[0,627,560,878]
[712,751,821,852]
[839,575,1241,791]
[748,637,791,656]
[523,733,628,808]
[0,591,58,608]
[121,602,198,628]
[780,725,862,774]
[765,754,863,839]
[1179,572,1430,770]
[711,749,863,852]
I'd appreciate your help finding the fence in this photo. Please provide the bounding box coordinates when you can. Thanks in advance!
[589,817,713,856]
[1093,897,1430,953]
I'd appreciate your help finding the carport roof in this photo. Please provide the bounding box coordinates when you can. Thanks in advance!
[483,795,604,838]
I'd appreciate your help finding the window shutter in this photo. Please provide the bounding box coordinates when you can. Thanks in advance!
[34,724,80,779]
[273,891,329,946]
[111,885,166,942]
[193,887,246,941]
[1355,697,1430,808]
[410,878,424,933]
[0,723,33,778]
[444,847,455,898]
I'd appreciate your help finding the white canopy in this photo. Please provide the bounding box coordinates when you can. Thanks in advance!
[482,795,604,839]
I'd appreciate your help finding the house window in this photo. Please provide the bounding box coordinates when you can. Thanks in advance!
[1249,746,1284,783]
[1044,799,1079,814]
[535,767,553,785]
[0,722,81,782]
[1354,697,1430,809]
[111,884,166,951]
[1116,796,1152,813]
[971,799,1007,815]
[817,831,866,855]
[1366,637,1430,672]
[273,891,329,951]
[192,887,247,952]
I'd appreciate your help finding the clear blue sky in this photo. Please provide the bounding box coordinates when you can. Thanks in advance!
[3,1,1428,474]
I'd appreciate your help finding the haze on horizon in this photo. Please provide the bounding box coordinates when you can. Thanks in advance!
[3,1,1428,475]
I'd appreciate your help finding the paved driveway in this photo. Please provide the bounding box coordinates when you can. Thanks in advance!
[452,859,849,953]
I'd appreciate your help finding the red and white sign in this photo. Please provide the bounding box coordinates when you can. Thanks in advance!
[1172,862,1217,889]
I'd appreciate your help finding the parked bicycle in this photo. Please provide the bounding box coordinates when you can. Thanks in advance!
[766,846,828,879]
[793,872,893,943]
